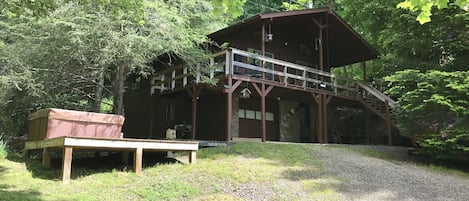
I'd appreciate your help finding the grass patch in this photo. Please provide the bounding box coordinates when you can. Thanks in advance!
[0,142,344,201]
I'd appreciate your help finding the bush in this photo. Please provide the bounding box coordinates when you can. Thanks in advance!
[417,129,469,160]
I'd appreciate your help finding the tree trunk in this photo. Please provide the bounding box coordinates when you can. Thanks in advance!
[92,65,107,112]
[113,63,126,115]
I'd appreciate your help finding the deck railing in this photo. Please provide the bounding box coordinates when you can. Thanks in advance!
[151,48,396,108]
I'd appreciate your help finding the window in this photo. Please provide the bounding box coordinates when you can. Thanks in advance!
[239,109,245,118]
[238,109,274,122]
[255,111,262,120]
[266,112,274,121]
[245,110,255,119]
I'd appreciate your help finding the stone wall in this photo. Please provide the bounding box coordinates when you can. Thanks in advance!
[231,95,239,138]
[279,100,300,142]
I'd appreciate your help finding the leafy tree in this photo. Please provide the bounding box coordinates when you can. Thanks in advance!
[397,0,469,24]
[0,0,219,136]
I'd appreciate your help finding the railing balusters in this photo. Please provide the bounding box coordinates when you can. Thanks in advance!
[183,67,188,87]
[160,74,165,93]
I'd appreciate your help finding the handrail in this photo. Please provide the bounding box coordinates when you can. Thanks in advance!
[356,82,397,107]
[150,47,397,109]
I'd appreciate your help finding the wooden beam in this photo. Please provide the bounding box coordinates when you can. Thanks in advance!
[189,151,196,164]
[187,86,202,140]
[134,147,143,174]
[261,22,266,79]
[264,85,274,96]
[226,76,233,142]
[261,84,266,142]
[251,82,262,96]
[223,80,243,93]
[317,94,323,143]
[323,95,328,143]
[318,19,324,72]
[62,146,73,184]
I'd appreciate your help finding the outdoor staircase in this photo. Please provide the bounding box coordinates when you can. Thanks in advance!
[360,98,397,127]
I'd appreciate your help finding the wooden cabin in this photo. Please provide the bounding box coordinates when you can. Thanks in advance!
[123,7,404,145]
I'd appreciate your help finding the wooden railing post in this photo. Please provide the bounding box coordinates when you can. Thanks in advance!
[171,70,176,90]
[160,74,165,93]
[225,49,233,75]
[209,58,215,79]
[183,67,188,87]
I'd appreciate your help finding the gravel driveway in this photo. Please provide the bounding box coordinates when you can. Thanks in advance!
[313,145,469,201]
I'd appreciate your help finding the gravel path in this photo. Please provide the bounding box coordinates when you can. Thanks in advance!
[313,145,469,201]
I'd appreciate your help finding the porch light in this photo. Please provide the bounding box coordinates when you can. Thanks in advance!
[239,88,252,99]
[320,82,327,88]
[265,24,273,42]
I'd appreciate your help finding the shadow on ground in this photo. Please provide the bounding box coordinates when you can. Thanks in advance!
[0,184,43,201]
[9,150,181,181]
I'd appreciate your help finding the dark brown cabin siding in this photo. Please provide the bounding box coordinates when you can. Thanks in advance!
[151,92,192,139]
[195,92,227,141]
[123,75,152,139]
[239,97,279,140]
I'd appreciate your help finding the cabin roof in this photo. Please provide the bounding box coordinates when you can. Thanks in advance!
[208,7,379,67]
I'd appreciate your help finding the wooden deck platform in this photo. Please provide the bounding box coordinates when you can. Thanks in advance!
[24,136,199,184]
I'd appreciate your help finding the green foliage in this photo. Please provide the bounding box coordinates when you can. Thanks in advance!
[417,129,469,160]
[385,70,469,136]
[397,0,469,24]
[0,0,220,136]
[211,0,247,22]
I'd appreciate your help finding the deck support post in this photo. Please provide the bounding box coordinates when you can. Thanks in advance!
[224,77,243,142]
[62,146,73,184]
[189,151,196,164]
[385,100,392,146]
[188,86,202,140]
[226,76,233,142]
[134,147,143,174]
[313,93,331,144]
[42,147,51,168]
[252,83,274,142]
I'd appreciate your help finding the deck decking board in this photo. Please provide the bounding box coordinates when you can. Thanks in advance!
[24,136,199,184]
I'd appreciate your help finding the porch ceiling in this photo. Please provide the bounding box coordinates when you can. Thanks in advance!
[209,7,378,67]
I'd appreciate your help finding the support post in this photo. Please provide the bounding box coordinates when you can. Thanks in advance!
[316,94,323,143]
[188,86,202,140]
[323,95,328,143]
[189,151,197,164]
[252,83,274,142]
[134,147,143,174]
[191,98,198,140]
[226,76,233,142]
[42,147,51,168]
[261,84,267,142]
[62,146,73,184]
[385,100,392,146]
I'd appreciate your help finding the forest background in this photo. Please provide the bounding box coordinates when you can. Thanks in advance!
[0,0,468,160]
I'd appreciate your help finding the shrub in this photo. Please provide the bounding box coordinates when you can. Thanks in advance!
[417,129,469,160]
